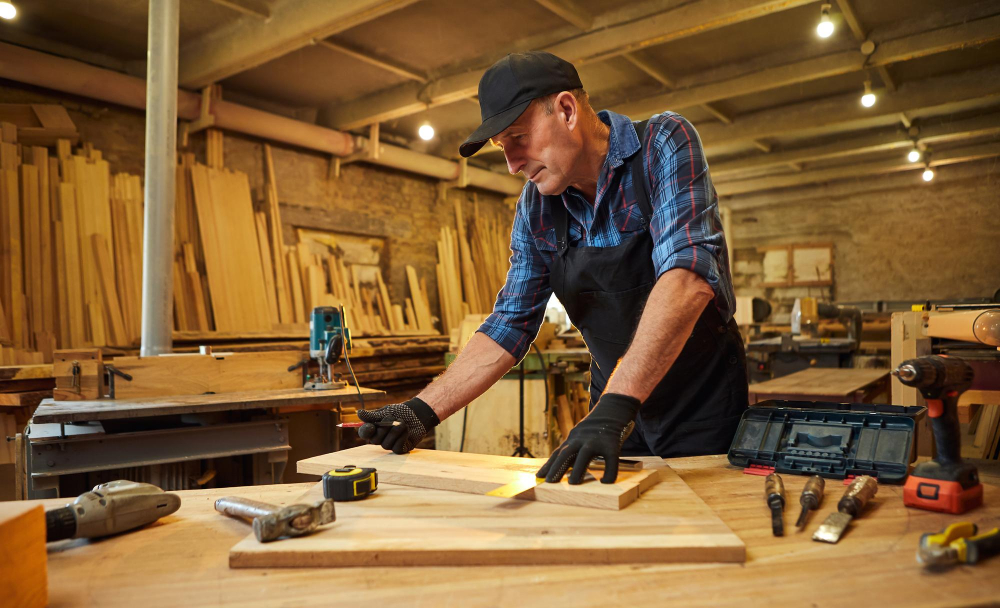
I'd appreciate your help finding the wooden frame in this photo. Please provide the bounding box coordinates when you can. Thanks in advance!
[759,242,834,288]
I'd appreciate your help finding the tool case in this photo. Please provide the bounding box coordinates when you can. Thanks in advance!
[727,400,927,484]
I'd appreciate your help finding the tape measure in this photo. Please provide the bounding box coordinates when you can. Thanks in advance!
[322,466,378,501]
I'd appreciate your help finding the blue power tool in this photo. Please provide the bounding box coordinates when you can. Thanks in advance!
[304,306,352,391]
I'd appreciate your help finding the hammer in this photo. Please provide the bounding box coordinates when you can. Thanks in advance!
[215,496,335,542]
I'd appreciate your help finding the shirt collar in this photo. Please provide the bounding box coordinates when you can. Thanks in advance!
[598,109,640,170]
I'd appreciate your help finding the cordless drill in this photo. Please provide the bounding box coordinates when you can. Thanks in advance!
[893,355,981,514]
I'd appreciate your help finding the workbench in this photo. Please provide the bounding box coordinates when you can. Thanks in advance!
[32,455,1000,607]
[18,387,382,499]
[747,367,891,404]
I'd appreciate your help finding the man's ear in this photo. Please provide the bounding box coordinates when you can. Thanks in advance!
[554,91,579,132]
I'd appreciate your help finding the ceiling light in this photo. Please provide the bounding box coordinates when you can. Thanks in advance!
[922,167,935,182]
[0,2,16,20]
[907,148,921,163]
[418,123,434,141]
[816,4,834,38]
[860,79,876,108]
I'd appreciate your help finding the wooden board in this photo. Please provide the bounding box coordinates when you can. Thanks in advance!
[436,377,549,457]
[31,386,383,424]
[299,445,658,511]
[748,367,889,400]
[0,502,47,608]
[230,465,743,568]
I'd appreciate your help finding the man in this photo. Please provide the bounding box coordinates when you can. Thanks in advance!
[358,51,748,485]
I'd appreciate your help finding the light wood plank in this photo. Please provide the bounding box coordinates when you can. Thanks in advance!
[0,502,47,608]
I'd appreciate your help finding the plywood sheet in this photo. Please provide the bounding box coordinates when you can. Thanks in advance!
[299,445,658,511]
[230,467,744,568]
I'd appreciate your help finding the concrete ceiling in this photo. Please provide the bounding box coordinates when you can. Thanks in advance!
[1,0,999,199]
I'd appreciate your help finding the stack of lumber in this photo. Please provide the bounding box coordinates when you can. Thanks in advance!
[436,196,510,337]
[0,124,143,360]
[966,404,1000,460]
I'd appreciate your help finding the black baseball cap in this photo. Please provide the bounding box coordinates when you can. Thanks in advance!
[459,51,583,158]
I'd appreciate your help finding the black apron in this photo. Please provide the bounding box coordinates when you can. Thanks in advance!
[542,121,748,458]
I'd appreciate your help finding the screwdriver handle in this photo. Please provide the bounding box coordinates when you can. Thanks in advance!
[838,475,878,517]
[765,473,785,508]
[800,475,825,507]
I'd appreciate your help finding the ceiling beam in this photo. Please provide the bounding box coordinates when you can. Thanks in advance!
[622,53,674,87]
[834,0,866,42]
[715,140,1000,196]
[179,0,420,88]
[691,63,1000,153]
[724,160,996,210]
[208,0,270,20]
[315,40,427,83]
[0,28,131,74]
[712,112,1000,178]
[320,0,813,130]
[533,0,593,30]
[614,12,1000,119]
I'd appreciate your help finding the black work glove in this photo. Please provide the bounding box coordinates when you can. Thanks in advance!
[537,393,640,485]
[357,397,440,455]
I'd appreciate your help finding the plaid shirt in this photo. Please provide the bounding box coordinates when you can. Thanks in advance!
[479,109,735,360]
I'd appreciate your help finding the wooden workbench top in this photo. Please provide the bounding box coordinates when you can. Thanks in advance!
[749,367,890,397]
[29,455,1000,607]
[31,387,384,423]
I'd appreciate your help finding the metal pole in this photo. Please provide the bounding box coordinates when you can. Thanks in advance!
[140,0,179,356]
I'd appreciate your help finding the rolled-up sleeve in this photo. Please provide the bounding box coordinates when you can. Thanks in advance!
[477,194,552,361]
[646,114,730,305]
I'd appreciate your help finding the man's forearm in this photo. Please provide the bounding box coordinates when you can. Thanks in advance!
[417,332,517,421]
[603,268,715,402]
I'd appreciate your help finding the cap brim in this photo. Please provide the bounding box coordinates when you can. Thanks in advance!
[459,99,532,158]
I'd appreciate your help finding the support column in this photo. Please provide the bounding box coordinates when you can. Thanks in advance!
[140,0,180,356]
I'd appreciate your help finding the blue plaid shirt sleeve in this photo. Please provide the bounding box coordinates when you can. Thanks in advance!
[646,114,729,302]
[477,194,553,360]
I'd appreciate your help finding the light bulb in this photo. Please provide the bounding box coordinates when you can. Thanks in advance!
[922,168,935,182]
[418,124,434,141]
[907,149,921,163]
[816,4,833,38]
[860,80,876,107]
[0,2,16,20]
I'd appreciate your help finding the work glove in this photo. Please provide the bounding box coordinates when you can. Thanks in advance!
[357,397,440,455]
[537,393,640,485]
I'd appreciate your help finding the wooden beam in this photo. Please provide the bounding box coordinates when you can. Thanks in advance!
[320,0,814,129]
[834,0,867,42]
[614,13,1000,120]
[209,0,270,20]
[712,112,1000,178]
[700,103,733,125]
[179,0,420,88]
[693,63,1000,153]
[623,53,674,87]
[876,65,897,92]
[752,140,772,153]
[316,39,427,83]
[715,141,1000,196]
[533,0,593,30]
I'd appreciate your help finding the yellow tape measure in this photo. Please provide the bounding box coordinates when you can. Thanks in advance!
[322,466,378,501]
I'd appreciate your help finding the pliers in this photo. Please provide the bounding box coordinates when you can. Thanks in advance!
[916,522,1000,567]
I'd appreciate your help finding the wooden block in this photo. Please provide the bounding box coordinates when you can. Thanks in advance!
[235,460,743,568]
[53,348,103,401]
[0,502,47,607]
[299,445,660,511]
[108,351,304,400]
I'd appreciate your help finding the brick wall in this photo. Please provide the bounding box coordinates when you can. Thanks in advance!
[725,160,1000,319]
[0,80,513,324]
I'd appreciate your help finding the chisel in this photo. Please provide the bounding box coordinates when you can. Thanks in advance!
[812,475,878,543]
[796,475,825,529]
[765,473,785,537]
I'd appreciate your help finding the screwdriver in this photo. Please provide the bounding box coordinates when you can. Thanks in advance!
[796,475,825,529]
[764,473,786,537]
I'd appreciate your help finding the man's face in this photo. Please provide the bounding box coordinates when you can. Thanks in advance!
[491,98,580,196]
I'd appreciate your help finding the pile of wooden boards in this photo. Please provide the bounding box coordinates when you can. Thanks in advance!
[965,403,1000,460]
[1,123,143,359]
[436,196,510,335]
[173,143,438,337]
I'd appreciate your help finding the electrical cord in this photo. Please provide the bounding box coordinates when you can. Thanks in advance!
[340,305,364,410]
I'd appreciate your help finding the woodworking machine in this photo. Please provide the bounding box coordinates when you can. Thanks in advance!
[303,305,352,391]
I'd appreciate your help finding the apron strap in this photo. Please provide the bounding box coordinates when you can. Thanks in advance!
[629,119,653,223]
[547,118,653,253]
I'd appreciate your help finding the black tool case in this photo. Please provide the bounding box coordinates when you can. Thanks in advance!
[727,400,927,484]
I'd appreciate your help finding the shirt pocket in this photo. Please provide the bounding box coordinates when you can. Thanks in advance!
[532,227,559,252]
[611,203,646,234]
